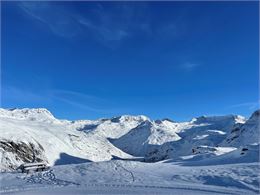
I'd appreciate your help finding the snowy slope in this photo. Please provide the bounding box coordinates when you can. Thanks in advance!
[0,108,58,122]
[111,120,181,157]
[0,108,259,195]
[0,109,133,170]
[0,108,259,170]
[76,115,149,139]
[143,114,248,161]
[178,143,260,166]
[223,110,260,147]
[1,160,259,194]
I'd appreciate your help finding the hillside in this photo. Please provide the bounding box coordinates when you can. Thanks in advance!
[0,108,259,170]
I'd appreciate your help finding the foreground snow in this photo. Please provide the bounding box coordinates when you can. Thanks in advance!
[1,160,259,195]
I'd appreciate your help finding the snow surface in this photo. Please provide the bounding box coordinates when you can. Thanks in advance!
[1,160,259,194]
[0,108,259,194]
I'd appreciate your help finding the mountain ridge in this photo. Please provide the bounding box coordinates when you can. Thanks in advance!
[0,108,259,170]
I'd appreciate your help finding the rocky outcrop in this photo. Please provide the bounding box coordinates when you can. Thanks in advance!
[0,139,47,170]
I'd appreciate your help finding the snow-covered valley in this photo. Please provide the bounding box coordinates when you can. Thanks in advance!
[0,108,259,194]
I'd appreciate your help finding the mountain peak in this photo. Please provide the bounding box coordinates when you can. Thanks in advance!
[249,109,260,121]
[191,114,246,124]
[110,115,150,123]
[0,108,56,121]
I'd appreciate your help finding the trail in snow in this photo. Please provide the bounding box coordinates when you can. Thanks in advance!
[1,160,259,195]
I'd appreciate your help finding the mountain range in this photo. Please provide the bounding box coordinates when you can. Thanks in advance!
[0,108,259,170]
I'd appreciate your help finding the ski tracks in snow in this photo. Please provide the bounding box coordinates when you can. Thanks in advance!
[113,161,135,182]
[24,170,80,186]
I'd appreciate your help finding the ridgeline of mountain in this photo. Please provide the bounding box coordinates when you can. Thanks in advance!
[0,108,259,170]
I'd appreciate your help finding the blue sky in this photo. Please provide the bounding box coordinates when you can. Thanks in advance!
[1,1,259,121]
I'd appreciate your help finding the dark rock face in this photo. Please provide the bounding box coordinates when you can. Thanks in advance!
[145,148,168,162]
[77,124,99,131]
[110,117,121,123]
[251,110,260,117]
[162,118,175,123]
[0,139,47,169]
[224,109,260,146]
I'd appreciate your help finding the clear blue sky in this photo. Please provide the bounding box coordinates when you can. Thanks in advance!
[1,1,259,121]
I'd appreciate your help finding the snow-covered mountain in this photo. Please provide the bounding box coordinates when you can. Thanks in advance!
[0,108,259,170]
[0,108,57,122]
[223,110,260,147]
